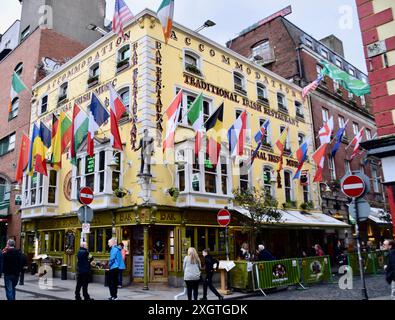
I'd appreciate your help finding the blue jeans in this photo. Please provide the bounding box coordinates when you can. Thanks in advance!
[4,275,19,300]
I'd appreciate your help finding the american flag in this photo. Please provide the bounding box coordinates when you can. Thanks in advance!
[113,0,134,38]
[302,74,324,101]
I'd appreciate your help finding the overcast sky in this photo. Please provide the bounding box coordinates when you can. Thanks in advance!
[0,0,367,72]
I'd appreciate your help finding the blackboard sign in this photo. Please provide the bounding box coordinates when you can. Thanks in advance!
[86,156,95,174]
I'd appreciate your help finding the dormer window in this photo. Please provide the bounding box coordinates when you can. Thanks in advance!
[184,51,203,76]
[88,63,100,87]
[117,45,130,72]
[58,82,68,103]
[234,72,246,95]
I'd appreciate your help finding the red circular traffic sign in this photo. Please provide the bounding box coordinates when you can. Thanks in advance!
[79,187,94,205]
[341,175,366,198]
[217,209,231,227]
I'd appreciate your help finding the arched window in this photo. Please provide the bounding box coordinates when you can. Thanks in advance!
[184,51,202,76]
[14,62,23,76]
[117,45,131,71]
[277,93,287,111]
[118,87,130,119]
[9,98,19,119]
[58,82,68,103]
[234,72,246,94]
[257,83,267,102]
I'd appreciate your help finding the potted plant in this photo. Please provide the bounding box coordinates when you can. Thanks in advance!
[185,63,203,76]
[113,187,128,198]
[168,187,180,201]
[300,202,308,210]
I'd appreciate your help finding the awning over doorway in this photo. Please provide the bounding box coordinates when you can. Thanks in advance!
[368,207,392,225]
[233,207,350,228]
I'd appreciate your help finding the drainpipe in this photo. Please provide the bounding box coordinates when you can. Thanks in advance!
[296,46,304,86]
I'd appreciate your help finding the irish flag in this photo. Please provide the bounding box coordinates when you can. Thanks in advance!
[157,0,175,44]
[71,104,89,165]
[163,90,183,152]
[187,93,203,155]
[9,72,28,112]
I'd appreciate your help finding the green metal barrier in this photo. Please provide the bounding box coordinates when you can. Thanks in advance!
[230,261,253,292]
[373,251,386,273]
[347,252,376,275]
[252,258,301,292]
[299,256,332,284]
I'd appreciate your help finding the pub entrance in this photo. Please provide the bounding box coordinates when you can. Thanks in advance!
[149,226,169,282]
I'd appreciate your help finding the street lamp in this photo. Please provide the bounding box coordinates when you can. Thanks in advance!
[86,23,108,36]
[195,20,216,33]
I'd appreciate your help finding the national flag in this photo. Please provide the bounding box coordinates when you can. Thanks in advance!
[312,143,328,182]
[293,139,310,180]
[302,74,324,101]
[27,124,40,176]
[15,134,30,183]
[40,122,52,150]
[157,0,175,44]
[228,110,247,157]
[51,112,72,170]
[320,60,371,96]
[71,104,89,165]
[275,127,289,171]
[109,85,127,151]
[331,119,349,157]
[348,127,365,160]
[87,93,110,157]
[9,72,28,113]
[187,93,204,155]
[255,119,270,144]
[205,103,224,166]
[163,90,183,152]
[319,116,334,145]
[113,0,134,39]
[27,123,48,176]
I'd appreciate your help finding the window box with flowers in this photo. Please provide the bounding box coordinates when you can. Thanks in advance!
[185,63,203,77]
[113,187,128,198]
[234,84,247,96]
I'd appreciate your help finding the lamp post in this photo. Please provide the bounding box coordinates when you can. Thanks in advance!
[194,20,216,33]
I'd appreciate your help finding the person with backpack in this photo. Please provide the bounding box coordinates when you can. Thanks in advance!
[2,239,22,300]
[200,249,223,300]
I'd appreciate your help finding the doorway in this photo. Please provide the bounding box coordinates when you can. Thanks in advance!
[149,226,168,282]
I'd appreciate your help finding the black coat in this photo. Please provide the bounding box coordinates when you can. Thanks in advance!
[77,248,91,274]
[0,251,3,274]
[258,249,276,261]
[386,249,395,283]
[2,248,22,276]
[204,254,219,273]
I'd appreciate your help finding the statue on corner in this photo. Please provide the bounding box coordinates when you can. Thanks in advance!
[136,129,154,176]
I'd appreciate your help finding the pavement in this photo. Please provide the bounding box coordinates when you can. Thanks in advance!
[0,273,392,301]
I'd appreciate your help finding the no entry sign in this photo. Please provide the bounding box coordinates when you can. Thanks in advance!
[217,209,231,227]
[79,187,94,205]
[341,175,366,198]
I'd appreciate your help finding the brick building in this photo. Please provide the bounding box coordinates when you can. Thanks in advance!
[227,8,391,248]
[356,0,395,235]
[0,0,105,249]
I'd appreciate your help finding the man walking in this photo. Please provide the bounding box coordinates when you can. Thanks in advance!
[75,242,93,301]
[200,249,223,300]
[2,239,22,300]
[384,239,395,300]
[108,238,125,300]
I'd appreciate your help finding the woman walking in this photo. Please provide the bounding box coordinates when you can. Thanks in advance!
[183,247,201,301]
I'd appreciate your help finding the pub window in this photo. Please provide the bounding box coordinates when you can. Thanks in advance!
[111,151,121,192]
[284,170,293,203]
[218,229,226,252]
[233,72,246,94]
[14,62,23,76]
[88,228,113,253]
[204,154,217,194]
[23,171,58,207]
[186,227,195,249]
[259,118,270,145]
[58,82,68,102]
[117,45,131,71]
[40,95,48,115]
[184,50,202,76]
[221,156,228,195]
[257,83,267,102]
[197,228,206,252]
[263,166,274,198]
[9,98,19,120]
[239,162,249,192]
[277,93,287,111]
[295,101,303,117]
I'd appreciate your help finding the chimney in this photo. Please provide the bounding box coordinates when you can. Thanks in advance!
[319,35,344,57]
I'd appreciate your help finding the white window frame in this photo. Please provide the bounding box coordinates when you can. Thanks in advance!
[298,133,305,147]
[371,165,380,193]
[360,95,366,107]
[329,156,336,180]
[352,122,359,135]
[322,108,329,123]
[22,170,59,208]
[184,49,203,77]
[277,92,287,111]
[233,71,246,94]
[366,129,372,140]
[117,44,131,64]
[10,98,19,119]
[295,101,303,117]
[284,170,294,203]
[58,82,68,102]
[335,58,343,68]
[117,86,131,118]
[176,88,212,127]
[345,160,351,174]
[256,82,267,101]
[320,47,329,59]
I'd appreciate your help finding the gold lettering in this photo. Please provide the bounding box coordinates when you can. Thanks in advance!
[185,37,191,46]
[198,44,205,52]
[235,61,243,71]
[209,49,215,57]
[222,55,230,65]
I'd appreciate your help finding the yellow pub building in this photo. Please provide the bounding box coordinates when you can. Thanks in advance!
[20,9,348,286]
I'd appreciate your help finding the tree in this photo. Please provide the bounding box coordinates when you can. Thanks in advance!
[233,187,282,236]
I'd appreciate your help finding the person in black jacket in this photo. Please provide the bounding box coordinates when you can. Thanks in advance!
[2,239,22,300]
[200,249,223,300]
[75,242,93,301]
[384,239,395,300]
[256,244,276,261]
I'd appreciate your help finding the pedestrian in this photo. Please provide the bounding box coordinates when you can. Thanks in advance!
[256,244,276,261]
[238,242,251,260]
[314,244,325,257]
[108,238,124,300]
[19,251,28,285]
[75,242,94,301]
[383,239,395,300]
[200,249,223,300]
[118,242,126,288]
[2,239,22,300]
[183,247,201,301]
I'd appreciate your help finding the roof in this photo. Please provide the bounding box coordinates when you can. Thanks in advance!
[369,207,392,225]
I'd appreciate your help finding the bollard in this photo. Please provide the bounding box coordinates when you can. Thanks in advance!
[30,262,38,275]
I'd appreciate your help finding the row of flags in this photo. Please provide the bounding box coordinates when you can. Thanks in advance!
[16,86,127,182]
[113,0,174,44]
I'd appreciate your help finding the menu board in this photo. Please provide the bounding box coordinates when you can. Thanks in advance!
[133,256,144,278]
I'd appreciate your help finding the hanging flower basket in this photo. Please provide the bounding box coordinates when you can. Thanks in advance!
[114,188,128,198]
